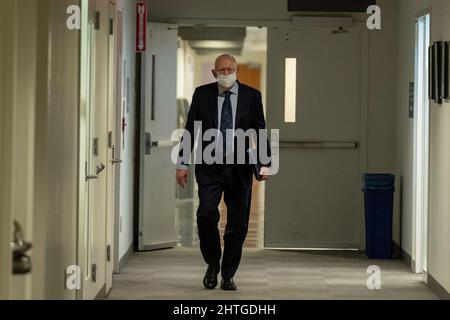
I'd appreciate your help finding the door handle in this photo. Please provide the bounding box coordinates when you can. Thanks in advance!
[85,162,99,181]
[145,133,174,155]
[111,147,122,164]
[11,221,32,275]
[145,132,153,155]
[96,163,106,175]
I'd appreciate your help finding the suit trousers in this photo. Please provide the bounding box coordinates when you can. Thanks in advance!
[196,164,252,279]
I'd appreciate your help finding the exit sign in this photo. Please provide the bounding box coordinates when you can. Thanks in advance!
[136,2,147,52]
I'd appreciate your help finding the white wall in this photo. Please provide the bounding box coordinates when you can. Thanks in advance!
[177,40,196,104]
[368,0,398,173]
[424,0,450,295]
[428,0,450,295]
[366,0,399,246]
[118,0,138,263]
[396,0,450,294]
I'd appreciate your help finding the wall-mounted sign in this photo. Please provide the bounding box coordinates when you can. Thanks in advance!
[429,41,449,104]
[136,2,147,53]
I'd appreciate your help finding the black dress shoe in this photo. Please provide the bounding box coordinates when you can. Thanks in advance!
[220,278,237,291]
[203,263,220,290]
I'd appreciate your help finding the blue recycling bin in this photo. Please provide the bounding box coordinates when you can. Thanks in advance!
[362,174,395,259]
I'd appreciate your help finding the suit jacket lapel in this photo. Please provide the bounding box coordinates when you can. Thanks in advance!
[210,83,219,129]
[235,81,247,129]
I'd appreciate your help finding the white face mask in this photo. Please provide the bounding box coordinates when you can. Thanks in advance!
[217,73,237,88]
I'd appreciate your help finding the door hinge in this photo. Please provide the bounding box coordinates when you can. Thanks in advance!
[93,137,99,157]
[109,18,114,36]
[91,264,97,283]
[107,245,111,262]
[95,11,100,30]
[108,131,113,149]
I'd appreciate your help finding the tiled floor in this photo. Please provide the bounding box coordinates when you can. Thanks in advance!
[107,248,438,300]
[108,180,438,300]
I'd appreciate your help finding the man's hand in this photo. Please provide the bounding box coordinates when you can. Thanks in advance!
[176,169,189,188]
[259,167,270,181]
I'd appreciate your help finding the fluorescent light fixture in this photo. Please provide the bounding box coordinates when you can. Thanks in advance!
[189,40,243,49]
[285,58,297,123]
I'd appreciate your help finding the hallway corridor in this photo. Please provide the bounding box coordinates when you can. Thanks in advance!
[107,248,438,300]
[3,0,450,302]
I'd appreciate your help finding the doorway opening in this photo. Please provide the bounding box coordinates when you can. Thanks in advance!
[174,26,268,250]
[412,12,430,276]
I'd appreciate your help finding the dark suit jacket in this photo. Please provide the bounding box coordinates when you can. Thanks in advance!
[180,81,271,188]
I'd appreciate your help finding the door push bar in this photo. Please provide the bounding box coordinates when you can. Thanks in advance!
[145,132,176,155]
[279,141,358,149]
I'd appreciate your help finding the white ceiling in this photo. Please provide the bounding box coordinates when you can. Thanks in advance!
[243,27,267,52]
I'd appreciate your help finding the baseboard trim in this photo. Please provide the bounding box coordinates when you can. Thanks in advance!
[399,247,450,299]
[392,241,401,258]
[400,247,416,271]
[400,247,411,268]
[118,242,134,274]
[94,284,106,300]
[428,273,450,300]
[141,241,177,252]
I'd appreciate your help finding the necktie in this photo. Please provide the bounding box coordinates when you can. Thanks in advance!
[220,91,233,156]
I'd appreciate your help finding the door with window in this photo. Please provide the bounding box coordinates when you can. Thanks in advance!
[138,23,178,251]
[265,24,366,249]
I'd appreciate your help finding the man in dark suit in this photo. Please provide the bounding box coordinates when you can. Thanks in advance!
[176,54,270,291]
